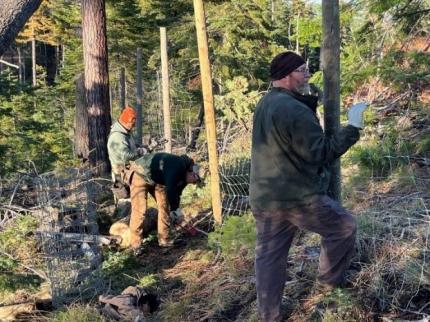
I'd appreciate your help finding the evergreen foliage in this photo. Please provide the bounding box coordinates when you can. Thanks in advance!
[1,0,427,178]
[208,213,256,259]
[0,0,429,320]
[17,0,59,45]
[0,76,72,176]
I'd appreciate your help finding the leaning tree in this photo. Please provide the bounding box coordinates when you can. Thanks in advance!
[0,0,43,56]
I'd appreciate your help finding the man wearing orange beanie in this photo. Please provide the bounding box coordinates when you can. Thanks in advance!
[108,106,146,186]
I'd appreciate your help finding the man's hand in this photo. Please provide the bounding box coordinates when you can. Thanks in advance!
[170,208,184,225]
[136,146,149,156]
[348,102,368,129]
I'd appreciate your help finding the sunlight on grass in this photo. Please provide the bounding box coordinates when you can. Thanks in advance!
[51,305,106,322]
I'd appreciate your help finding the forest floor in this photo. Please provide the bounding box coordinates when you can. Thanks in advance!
[1,163,430,322]
[1,78,430,321]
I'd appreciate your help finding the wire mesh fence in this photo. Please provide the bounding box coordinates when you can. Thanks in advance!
[34,169,105,307]
[0,167,106,308]
[342,144,430,315]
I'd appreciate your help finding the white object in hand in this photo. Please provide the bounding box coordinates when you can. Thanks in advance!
[347,102,368,129]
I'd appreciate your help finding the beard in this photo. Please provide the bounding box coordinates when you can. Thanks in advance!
[297,82,311,95]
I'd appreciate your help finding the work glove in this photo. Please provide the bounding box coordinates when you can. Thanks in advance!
[136,146,149,156]
[148,140,159,151]
[147,138,168,152]
[347,102,368,129]
[169,208,184,225]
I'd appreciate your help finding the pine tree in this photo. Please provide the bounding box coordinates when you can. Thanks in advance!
[82,0,111,175]
[0,0,43,56]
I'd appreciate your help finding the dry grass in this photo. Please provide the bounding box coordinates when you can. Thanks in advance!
[149,247,257,322]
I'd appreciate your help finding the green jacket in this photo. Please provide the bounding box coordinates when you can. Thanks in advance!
[133,153,193,211]
[250,87,360,210]
[107,121,138,172]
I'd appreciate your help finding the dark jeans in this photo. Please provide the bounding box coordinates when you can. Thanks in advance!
[253,195,357,322]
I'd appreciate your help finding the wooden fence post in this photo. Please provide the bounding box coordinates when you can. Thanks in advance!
[193,0,222,225]
[160,27,172,153]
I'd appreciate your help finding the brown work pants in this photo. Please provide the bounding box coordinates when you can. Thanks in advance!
[253,195,357,322]
[129,173,170,249]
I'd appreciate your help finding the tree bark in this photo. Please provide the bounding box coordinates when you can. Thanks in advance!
[74,73,89,162]
[45,44,56,85]
[0,0,42,57]
[17,45,24,83]
[31,33,36,86]
[187,103,204,151]
[119,67,126,109]
[82,0,111,176]
[321,0,341,202]
[135,48,143,146]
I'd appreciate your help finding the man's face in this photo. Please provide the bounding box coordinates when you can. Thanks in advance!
[186,170,200,184]
[285,64,311,93]
[123,117,136,130]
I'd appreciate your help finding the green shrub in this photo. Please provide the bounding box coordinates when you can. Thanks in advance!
[379,50,430,90]
[348,129,413,177]
[139,273,162,290]
[0,215,42,298]
[51,305,106,322]
[100,250,141,292]
[0,273,43,298]
[208,213,256,259]
[415,136,430,155]
[0,215,38,255]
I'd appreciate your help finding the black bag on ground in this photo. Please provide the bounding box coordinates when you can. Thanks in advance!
[99,286,159,321]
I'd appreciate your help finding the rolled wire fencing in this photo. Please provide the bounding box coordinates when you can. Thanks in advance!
[34,169,104,307]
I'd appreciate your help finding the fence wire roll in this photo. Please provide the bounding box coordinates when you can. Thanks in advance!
[34,169,105,307]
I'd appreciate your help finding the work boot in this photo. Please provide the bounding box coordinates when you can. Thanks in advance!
[132,246,145,257]
[158,238,186,248]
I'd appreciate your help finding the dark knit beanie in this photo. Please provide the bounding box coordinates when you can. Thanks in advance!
[180,155,194,171]
[270,52,305,80]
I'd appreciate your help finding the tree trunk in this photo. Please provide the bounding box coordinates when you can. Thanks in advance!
[135,48,143,146]
[271,0,275,23]
[0,0,42,57]
[17,45,24,83]
[81,0,111,176]
[321,0,341,202]
[187,103,204,151]
[31,32,36,86]
[74,73,89,162]
[119,67,126,109]
[45,44,56,85]
[295,13,300,53]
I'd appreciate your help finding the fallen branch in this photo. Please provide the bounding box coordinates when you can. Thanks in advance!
[35,231,121,246]
[0,302,35,321]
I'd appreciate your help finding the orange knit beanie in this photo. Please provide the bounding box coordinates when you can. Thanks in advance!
[119,106,137,124]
